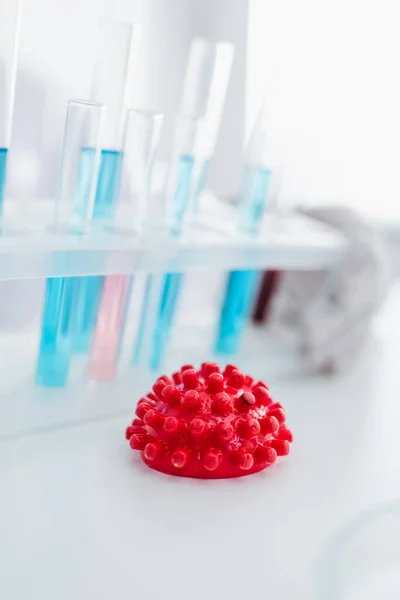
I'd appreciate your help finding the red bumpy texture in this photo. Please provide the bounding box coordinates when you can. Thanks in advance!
[125,363,293,479]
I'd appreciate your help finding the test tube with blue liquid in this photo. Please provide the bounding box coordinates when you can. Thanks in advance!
[36,99,105,387]
[0,0,22,219]
[73,18,141,353]
[215,100,274,355]
[134,38,234,371]
[132,113,199,371]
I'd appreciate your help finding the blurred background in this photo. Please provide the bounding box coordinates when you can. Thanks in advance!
[2,2,400,599]
[8,0,400,226]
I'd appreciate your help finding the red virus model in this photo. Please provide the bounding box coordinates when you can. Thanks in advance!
[125,363,293,479]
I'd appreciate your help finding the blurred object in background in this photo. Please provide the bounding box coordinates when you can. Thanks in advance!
[252,270,281,324]
[269,206,392,372]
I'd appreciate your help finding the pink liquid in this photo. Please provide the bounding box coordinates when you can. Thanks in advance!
[87,275,129,381]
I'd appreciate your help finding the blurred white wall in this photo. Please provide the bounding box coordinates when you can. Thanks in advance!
[8,0,399,223]
[7,0,248,202]
[247,0,400,223]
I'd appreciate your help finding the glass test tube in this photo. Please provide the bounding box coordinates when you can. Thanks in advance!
[0,0,22,218]
[138,39,234,371]
[73,18,141,353]
[215,99,274,355]
[53,99,105,232]
[36,100,104,387]
[88,17,140,220]
[88,110,163,381]
[132,114,199,372]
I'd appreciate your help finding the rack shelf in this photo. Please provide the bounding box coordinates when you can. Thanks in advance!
[0,199,345,281]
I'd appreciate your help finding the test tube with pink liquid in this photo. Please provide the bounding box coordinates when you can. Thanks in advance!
[87,109,163,381]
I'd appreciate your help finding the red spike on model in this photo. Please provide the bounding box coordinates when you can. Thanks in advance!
[125,363,293,478]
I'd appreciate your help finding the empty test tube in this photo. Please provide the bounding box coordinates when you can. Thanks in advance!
[36,99,105,387]
[0,0,22,219]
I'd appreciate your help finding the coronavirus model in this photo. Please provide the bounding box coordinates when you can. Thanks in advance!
[126,363,293,479]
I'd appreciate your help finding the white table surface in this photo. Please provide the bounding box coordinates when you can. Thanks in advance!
[1,286,400,600]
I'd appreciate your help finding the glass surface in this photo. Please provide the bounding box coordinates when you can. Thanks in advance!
[319,502,400,600]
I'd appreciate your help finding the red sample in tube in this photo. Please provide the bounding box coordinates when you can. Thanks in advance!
[125,363,293,479]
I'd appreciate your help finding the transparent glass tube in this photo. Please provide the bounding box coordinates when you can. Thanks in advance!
[165,115,199,236]
[87,275,131,381]
[85,18,141,222]
[215,270,260,355]
[37,100,105,387]
[215,164,273,355]
[88,110,162,380]
[113,109,163,234]
[91,18,141,150]
[136,167,208,371]
[72,19,141,354]
[133,38,233,371]
[53,99,105,233]
[133,116,199,371]
[132,273,166,371]
[0,0,22,217]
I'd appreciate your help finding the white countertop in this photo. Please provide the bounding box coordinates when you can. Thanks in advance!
[1,286,400,600]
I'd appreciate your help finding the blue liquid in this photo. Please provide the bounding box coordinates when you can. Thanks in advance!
[215,166,272,355]
[134,156,207,370]
[0,148,8,218]
[240,166,272,235]
[36,277,81,387]
[37,149,123,385]
[168,154,195,235]
[133,273,183,371]
[73,149,123,352]
[75,148,123,220]
[151,273,183,370]
[215,270,260,355]
[73,276,104,352]
[93,149,123,220]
